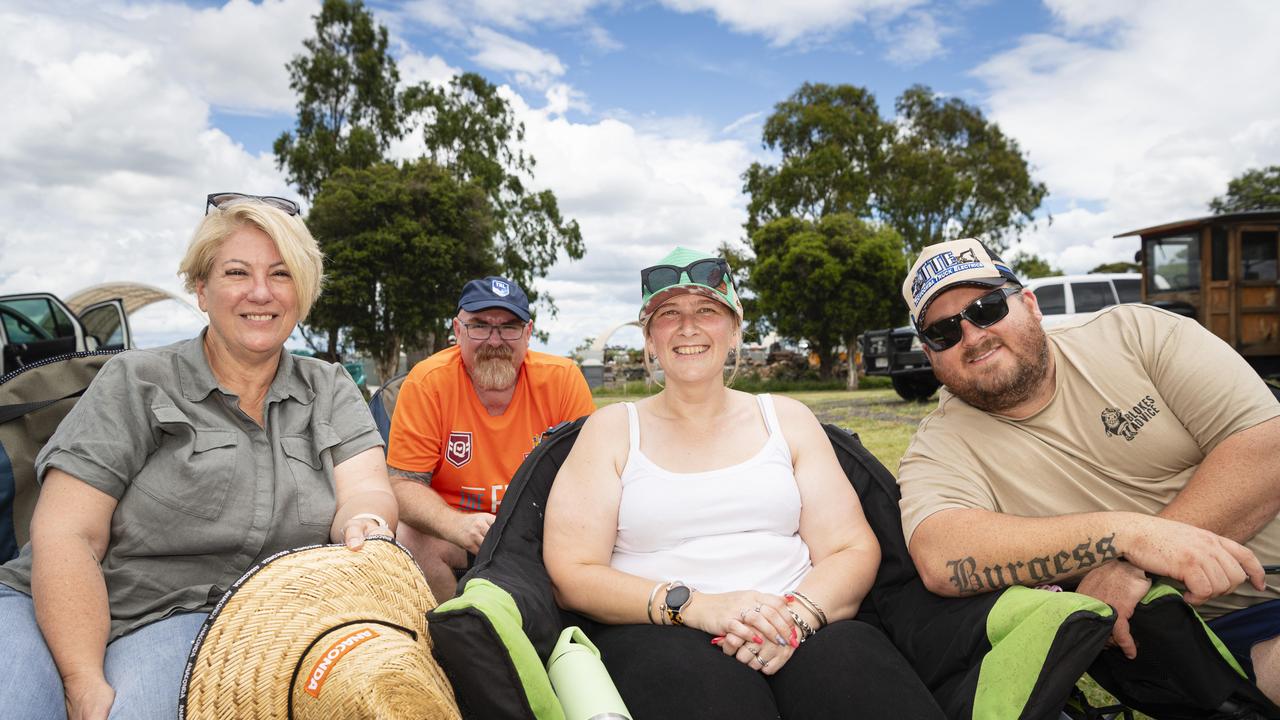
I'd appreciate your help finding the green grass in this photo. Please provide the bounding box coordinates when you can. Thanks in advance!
[589,382,1135,715]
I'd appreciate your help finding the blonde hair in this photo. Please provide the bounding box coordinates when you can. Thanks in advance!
[179,201,325,319]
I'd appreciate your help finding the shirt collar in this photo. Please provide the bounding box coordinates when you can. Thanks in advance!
[177,329,315,405]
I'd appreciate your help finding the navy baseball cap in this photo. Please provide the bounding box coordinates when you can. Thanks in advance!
[457,276,531,322]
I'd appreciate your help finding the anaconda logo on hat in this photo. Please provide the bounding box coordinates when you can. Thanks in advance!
[902,238,1020,329]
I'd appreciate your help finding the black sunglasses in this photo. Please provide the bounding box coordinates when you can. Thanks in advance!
[919,286,1022,351]
[641,258,731,296]
[205,192,300,216]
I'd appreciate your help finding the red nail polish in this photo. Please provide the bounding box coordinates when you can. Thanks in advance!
[784,594,795,602]
[791,627,797,639]
[711,637,723,645]
[753,635,763,644]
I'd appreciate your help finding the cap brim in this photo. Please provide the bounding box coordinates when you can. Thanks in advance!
[458,300,531,322]
[640,285,739,323]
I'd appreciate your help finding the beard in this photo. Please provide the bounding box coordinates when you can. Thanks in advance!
[933,317,1050,414]
[469,343,519,391]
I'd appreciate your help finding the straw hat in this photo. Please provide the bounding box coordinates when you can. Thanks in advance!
[179,539,460,720]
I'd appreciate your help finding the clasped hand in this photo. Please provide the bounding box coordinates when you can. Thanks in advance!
[685,590,801,675]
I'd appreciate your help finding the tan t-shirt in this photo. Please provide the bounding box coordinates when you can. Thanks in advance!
[898,304,1280,617]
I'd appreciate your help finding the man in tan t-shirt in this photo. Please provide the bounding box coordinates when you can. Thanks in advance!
[897,237,1280,701]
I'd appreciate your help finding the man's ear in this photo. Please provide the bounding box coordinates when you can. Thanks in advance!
[1019,287,1044,322]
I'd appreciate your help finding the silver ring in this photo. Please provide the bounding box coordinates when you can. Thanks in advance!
[757,656,769,668]
[748,645,759,656]
[739,608,748,621]
[753,604,762,613]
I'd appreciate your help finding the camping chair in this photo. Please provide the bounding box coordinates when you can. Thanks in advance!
[369,371,409,450]
[426,418,1276,719]
[0,351,122,562]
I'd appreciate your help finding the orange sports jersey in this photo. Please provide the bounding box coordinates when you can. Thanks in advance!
[386,345,595,513]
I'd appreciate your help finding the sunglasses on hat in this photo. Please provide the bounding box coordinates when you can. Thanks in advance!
[918,286,1022,352]
[206,192,301,216]
[641,258,731,296]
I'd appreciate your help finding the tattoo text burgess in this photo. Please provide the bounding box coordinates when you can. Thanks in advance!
[943,534,1117,595]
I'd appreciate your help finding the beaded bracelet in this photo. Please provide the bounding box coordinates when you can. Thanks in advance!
[791,590,828,628]
[787,609,815,642]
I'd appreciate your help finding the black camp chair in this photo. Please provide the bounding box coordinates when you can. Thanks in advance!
[427,418,1278,719]
[368,371,409,450]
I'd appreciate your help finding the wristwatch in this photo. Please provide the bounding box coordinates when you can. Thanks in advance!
[663,581,692,626]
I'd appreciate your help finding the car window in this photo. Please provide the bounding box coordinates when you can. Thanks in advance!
[1033,284,1066,315]
[0,307,51,343]
[1114,278,1141,303]
[80,304,126,348]
[0,297,76,338]
[1071,282,1116,313]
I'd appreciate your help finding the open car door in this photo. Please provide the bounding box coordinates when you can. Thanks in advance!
[78,298,133,351]
[0,293,86,375]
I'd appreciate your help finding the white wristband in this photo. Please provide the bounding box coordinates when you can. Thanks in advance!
[349,512,390,530]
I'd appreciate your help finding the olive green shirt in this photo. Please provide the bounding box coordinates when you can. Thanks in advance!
[0,332,383,639]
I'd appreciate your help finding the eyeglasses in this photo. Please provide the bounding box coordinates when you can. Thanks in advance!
[641,258,731,296]
[461,321,526,341]
[206,192,301,216]
[918,286,1022,351]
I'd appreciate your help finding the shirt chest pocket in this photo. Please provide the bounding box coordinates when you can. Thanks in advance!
[280,425,341,526]
[139,405,237,520]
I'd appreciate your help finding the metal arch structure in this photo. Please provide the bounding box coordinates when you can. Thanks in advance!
[580,320,642,364]
[66,282,204,320]
[590,321,642,352]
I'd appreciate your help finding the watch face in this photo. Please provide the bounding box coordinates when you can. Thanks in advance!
[666,585,691,610]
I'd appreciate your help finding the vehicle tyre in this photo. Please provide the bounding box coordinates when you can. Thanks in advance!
[892,374,940,402]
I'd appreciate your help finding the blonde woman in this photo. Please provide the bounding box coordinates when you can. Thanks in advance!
[0,193,396,720]
[544,247,941,718]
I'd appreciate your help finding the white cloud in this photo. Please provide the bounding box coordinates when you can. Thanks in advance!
[973,0,1280,273]
[658,0,925,47]
[0,1,302,345]
[469,26,566,88]
[879,10,947,65]
[403,0,606,33]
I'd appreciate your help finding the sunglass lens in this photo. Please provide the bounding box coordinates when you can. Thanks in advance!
[261,196,301,216]
[966,292,1011,327]
[921,318,963,351]
[685,260,722,287]
[646,267,681,292]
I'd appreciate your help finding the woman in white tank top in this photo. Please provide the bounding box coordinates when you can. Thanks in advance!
[543,247,943,719]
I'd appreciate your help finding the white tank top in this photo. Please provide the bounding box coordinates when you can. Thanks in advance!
[609,394,813,594]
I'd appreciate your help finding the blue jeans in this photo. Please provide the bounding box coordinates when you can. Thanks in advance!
[0,584,208,719]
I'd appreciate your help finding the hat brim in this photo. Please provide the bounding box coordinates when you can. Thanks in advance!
[179,539,457,719]
[639,285,741,325]
[458,299,531,323]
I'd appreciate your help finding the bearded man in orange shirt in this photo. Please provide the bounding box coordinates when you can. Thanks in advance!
[387,276,596,600]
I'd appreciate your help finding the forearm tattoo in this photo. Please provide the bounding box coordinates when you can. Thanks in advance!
[388,466,433,486]
[943,534,1118,595]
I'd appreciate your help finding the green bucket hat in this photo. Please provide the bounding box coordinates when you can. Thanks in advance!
[638,246,743,325]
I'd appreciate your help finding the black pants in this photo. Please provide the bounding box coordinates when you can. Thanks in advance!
[590,619,944,720]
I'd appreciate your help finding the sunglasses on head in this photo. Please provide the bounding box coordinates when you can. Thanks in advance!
[641,258,731,296]
[206,192,301,217]
[918,286,1022,351]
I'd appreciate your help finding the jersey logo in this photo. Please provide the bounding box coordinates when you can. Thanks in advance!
[491,279,511,297]
[1100,395,1160,441]
[446,431,473,467]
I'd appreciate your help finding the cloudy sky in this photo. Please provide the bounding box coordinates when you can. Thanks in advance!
[3,0,1278,355]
